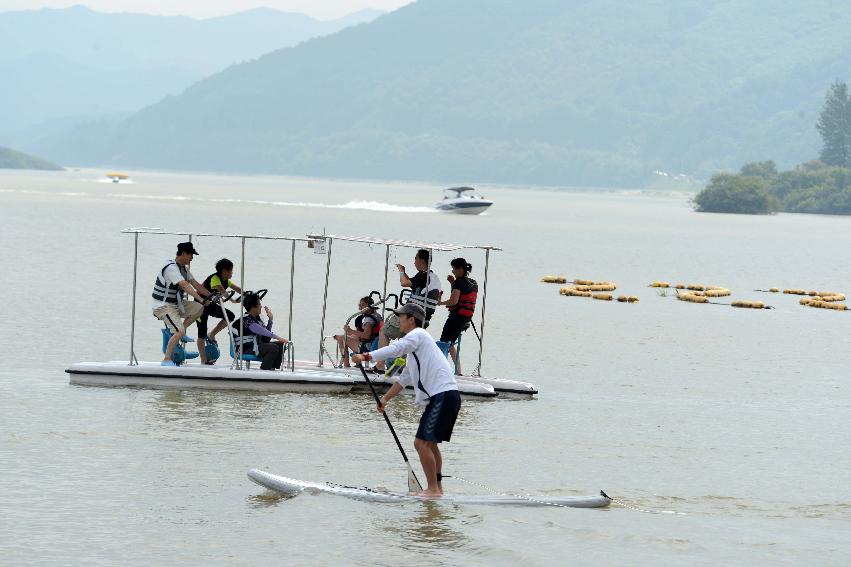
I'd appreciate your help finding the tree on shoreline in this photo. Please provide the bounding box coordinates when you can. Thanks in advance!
[693,172,777,214]
[816,81,851,168]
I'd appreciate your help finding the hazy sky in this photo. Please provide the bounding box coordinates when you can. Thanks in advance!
[0,0,414,19]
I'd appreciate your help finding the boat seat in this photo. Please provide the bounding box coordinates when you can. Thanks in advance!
[161,327,200,366]
[228,335,261,368]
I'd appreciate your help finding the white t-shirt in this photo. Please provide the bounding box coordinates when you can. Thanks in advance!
[369,327,457,406]
[151,260,194,310]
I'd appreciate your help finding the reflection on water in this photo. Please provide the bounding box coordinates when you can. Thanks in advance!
[398,501,470,551]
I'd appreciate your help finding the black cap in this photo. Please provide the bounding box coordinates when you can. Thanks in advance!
[177,241,199,255]
[393,303,426,323]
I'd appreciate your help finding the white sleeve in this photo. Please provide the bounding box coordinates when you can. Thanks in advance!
[164,263,185,286]
[430,272,443,293]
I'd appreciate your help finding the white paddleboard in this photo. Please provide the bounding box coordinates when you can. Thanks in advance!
[248,469,611,508]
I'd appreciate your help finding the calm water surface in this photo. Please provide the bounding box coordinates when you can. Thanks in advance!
[1,169,849,566]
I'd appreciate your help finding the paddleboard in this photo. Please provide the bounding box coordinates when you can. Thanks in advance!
[248,469,611,508]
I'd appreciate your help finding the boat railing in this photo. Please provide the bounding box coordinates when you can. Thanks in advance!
[122,227,314,370]
[306,233,501,376]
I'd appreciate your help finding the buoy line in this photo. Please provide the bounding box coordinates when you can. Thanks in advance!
[598,491,686,515]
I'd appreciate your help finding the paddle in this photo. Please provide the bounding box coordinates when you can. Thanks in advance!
[357,364,423,492]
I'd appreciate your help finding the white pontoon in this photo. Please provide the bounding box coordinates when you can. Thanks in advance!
[66,228,536,398]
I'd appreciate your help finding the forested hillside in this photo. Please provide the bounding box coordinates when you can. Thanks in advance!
[36,0,851,187]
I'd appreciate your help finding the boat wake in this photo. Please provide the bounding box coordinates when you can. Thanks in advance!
[0,189,435,213]
[114,194,437,213]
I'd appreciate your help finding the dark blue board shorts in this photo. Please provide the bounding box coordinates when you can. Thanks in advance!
[416,390,461,443]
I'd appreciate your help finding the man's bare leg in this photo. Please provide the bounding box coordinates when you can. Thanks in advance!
[183,315,206,364]
[413,438,442,496]
[448,345,462,375]
[209,319,227,342]
[164,329,184,362]
[431,444,443,493]
[197,338,208,364]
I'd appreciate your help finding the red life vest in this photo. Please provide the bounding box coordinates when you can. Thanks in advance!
[448,277,478,318]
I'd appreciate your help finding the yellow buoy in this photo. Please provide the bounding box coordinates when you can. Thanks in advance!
[559,287,592,297]
[541,276,567,284]
[677,292,708,304]
[769,287,779,293]
[592,293,613,301]
[731,300,766,309]
[704,288,731,297]
[650,281,670,288]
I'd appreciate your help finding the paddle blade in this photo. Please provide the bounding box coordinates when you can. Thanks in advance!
[407,465,423,493]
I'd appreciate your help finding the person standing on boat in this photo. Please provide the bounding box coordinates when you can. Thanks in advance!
[373,249,442,372]
[399,249,442,325]
[352,304,460,498]
[196,258,243,364]
[437,258,478,375]
[152,242,210,366]
[233,293,288,370]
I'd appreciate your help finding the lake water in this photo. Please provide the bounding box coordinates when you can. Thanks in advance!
[1,169,849,566]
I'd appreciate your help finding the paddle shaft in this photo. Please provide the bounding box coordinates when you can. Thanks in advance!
[358,365,413,463]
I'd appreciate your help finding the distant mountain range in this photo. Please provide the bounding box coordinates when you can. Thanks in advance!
[0,146,62,170]
[24,0,851,187]
[0,5,383,144]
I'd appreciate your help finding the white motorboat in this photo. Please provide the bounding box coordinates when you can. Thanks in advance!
[434,187,493,215]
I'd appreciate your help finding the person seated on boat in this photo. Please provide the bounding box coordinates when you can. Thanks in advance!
[232,292,288,370]
[196,258,243,364]
[373,249,442,372]
[152,241,210,367]
[335,296,382,368]
[437,258,478,375]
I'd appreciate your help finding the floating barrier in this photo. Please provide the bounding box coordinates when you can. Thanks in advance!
[769,287,779,293]
[800,298,848,311]
[574,283,617,292]
[704,288,731,297]
[559,287,592,297]
[616,295,640,303]
[592,293,613,301]
[783,289,808,295]
[650,281,670,288]
[731,300,766,309]
[677,292,708,304]
[541,276,567,284]
[674,284,686,289]
[818,293,845,302]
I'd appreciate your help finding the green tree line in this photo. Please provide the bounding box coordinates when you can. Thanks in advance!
[695,81,851,215]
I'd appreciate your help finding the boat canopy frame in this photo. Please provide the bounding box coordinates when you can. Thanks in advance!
[306,233,502,376]
[122,227,314,370]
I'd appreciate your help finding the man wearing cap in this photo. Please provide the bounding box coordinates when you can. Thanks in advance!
[152,242,210,366]
[352,303,461,497]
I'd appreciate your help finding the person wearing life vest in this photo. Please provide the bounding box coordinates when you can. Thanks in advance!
[373,249,443,373]
[335,296,382,368]
[151,242,210,366]
[231,292,288,370]
[437,257,478,374]
[196,258,243,364]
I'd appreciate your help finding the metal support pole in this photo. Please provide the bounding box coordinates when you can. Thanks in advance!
[236,236,246,370]
[129,232,139,366]
[288,240,295,341]
[477,248,490,375]
[381,244,390,318]
[318,238,333,367]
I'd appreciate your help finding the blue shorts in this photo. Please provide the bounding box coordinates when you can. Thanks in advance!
[415,390,461,443]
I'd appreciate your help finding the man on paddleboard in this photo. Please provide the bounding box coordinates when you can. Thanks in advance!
[352,303,461,497]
